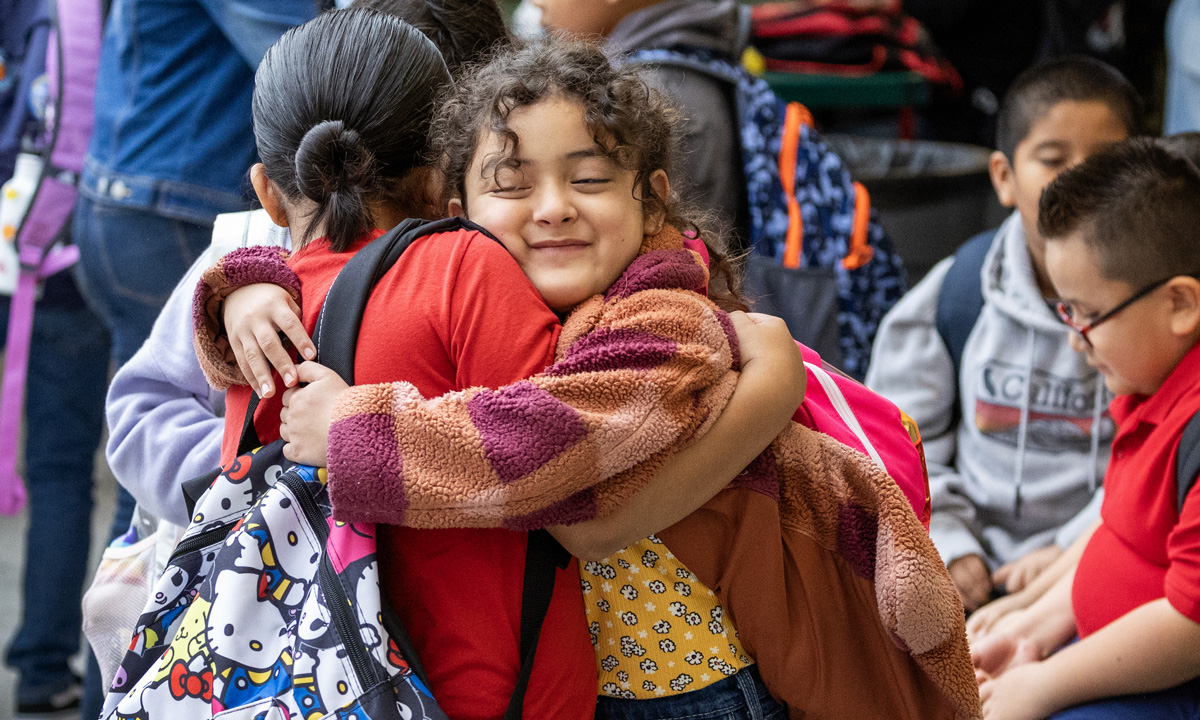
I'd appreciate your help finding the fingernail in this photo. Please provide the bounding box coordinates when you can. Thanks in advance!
[304,347,316,359]
[284,373,294,386]
[261,383,271,397]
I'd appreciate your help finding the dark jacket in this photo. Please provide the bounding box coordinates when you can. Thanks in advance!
[607,0,751,250]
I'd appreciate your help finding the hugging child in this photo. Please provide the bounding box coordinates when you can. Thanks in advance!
[972,137,1200,719]
[866,56,1139,611]
[197,35,979,719]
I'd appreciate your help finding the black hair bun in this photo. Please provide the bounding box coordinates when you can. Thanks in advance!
[294,120,378,202]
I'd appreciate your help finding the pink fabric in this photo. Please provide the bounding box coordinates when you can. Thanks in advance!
[792,343,930,526]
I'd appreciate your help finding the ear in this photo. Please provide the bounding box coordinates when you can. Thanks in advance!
[643,169,671,235]
[989,151,1017,208]
[1167,276,1200,337]
[447,197,466,219]
[250,164,290,228]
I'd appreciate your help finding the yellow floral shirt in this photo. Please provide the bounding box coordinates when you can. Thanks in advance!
[580,535,753,699]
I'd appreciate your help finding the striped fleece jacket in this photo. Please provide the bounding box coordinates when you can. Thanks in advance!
[194,226,981,719]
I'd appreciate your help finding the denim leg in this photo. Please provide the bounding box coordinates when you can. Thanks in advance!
[594,666,785,720]
[1049,674,1200,720]
[72,197,212,367]
[3,299,110,706]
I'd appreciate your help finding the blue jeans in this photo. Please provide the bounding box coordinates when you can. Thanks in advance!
[1049,673,1200,719]
[595,665,785,720]
[72,196,212,367]
[1,286,111,707]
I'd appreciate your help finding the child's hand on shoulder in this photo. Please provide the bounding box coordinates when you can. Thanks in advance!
[949,553,994,611]
[223,282,315,397]
[279,361,348,467]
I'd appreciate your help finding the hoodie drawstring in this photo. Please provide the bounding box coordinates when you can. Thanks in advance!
[1012,328,1037,519]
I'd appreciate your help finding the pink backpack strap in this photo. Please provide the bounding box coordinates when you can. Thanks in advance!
[0,0,101,514]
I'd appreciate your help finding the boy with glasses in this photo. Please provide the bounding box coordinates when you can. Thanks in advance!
[972,137,1200,719]
[866,56,1138,612]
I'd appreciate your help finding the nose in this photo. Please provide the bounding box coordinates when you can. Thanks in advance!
[532,182,576,226]
[1067,330,1089,354]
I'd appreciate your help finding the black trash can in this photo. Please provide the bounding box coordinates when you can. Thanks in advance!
[823,135,1008,283]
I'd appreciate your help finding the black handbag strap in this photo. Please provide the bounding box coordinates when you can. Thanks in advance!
[504,530,572,720]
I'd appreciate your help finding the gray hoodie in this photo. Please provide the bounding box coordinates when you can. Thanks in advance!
[866,211,1110,569]
[607,0,751,246]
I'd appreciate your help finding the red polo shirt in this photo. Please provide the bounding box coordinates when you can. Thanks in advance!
[221,229,596,720]
[1072,340,1200,637]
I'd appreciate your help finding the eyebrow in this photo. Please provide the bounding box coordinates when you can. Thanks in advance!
[1029,140,1069,153]
[504,146,608,167]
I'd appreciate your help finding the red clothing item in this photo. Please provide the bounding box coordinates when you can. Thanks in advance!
[1073,341,1200,637]
[220,229,596,720]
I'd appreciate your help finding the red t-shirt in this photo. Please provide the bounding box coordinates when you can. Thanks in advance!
[1072,341,1200,637]
[220,229,596,720]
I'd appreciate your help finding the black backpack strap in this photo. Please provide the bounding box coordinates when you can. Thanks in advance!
[312,216,493,383]
[503,529,572,720]
[309,216,498,690]
[935,227,996,383]
[1177,409,1200,515]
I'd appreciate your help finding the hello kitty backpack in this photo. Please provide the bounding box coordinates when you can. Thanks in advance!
[101,218,564,720]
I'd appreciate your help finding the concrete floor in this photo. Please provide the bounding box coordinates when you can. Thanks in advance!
[0,450,118,720]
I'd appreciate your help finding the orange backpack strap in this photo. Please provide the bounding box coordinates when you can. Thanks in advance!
[843,181,875,270]
[779,102,812,269]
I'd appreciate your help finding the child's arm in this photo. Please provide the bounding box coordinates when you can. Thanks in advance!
[547,312,805,559]
[979,598,1200,720]
[969,518,1099,640]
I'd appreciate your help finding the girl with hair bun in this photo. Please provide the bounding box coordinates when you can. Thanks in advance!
[196,9,805,720]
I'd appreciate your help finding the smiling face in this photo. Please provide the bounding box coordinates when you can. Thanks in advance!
[451,96,666,312]
[1045,231,1191,397]
[990,100,1129,293]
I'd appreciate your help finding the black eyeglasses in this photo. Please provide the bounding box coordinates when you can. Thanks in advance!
[1056,273,1200,346]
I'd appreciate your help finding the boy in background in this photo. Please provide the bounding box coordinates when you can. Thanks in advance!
[972,137,1200,719]
[865,57,1138,611]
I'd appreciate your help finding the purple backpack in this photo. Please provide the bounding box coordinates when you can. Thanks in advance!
[0,0,101,513]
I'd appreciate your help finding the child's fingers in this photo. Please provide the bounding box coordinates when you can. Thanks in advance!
[275,304,316,362]
[230,334,272,398]
[295,360,338,385]
[235,331,277,399]
[252,322,298,388]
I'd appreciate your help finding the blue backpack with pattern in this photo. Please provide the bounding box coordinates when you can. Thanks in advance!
[628,48,906,379]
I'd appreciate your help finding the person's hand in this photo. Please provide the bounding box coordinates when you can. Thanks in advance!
[222,283,315,398]
[728,311,806,413]
[279,361,348,467]
[968,589,1034,641]
[979,661,1056,720]
[949,553,994,612]
[972,627,1042,682]
[994,545,1063,594]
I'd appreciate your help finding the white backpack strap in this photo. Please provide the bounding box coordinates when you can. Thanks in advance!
[805,361,886,473]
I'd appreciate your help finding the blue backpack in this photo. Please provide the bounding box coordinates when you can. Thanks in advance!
[628,48,907,379]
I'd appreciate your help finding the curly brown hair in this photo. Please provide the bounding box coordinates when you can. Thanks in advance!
[430,34,746,311]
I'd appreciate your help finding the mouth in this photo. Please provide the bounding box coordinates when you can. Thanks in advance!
[529,239,590,250]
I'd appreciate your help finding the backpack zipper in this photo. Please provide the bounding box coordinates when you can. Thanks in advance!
[168,521,237,563]
[276,471,380,690]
